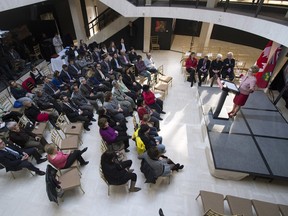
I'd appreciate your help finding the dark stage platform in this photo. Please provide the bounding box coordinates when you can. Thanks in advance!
[199,87,288,180]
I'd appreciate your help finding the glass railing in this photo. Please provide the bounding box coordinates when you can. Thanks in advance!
[127,0,288,23]
[88,8,121,38]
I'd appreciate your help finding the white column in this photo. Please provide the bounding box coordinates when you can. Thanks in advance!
[198,22,214,51]
[143,17,151,53]
[68,0,87,43]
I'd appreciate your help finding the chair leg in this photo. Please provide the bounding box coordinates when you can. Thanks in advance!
[195,192,201,200]
[108,185,110,196]
[79,185,85,194]
[10,171,15,179]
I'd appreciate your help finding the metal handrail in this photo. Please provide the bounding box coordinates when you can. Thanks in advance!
[88,8,121,37]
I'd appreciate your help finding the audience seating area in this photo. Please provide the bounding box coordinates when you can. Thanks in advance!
[196,190,288,216]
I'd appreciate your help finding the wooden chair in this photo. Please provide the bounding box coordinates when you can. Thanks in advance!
[153,66,169,99]
[51,129,79,151]
[157,65,173,87]
[225,195,253,216]
[252,199,281,216]
[56,113,84,144]
[278,204,288,216]
[151,36,160,50]
[18,114,48,137]
[58,167,85,196]
[99,166,128,196]
[29,44,43,60]
[196,190,225,215]
[204,209,242,216]
[0,94,22,113]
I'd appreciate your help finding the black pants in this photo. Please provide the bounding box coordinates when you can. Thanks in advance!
[148,98,163,114]
[221,70,234,81]
[115,131,130,149]
[1,111,22,122]
[69,115,91,129]
[210,73,220,87]
[12,160,40,172]
[23,147,42,162]
[63,150,86,168]
[120,160,137,182]
[198,71,208,86]
[186,68,196,86]
[48,113,59,128]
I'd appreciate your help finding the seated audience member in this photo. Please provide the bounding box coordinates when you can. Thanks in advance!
[33,89,62,114]
[92,46,102,64]
[118,51,133,68]
[209,54,223,87]
[112,81,135,114]
[66,45,77,61]
[21,77,36,93]
[68,59,82,79]
[60,64,77,84]
[138,124,165,153]
[142,85,165,114]
[46,144,88,169]
[108,41,118,57]
[141,114,160,135]
[60,95,93,131]
[118,38,127,53]
[9,80,33,103]
[100,43,108,57]
[135,55,151,82]
[71,83,94,113]
[101,151,141,192]
[94,63,111,87]
[79,77,105,108]
[139,147,184,178]
[111,53,124,73]
[0,103,22,122]
[51,71,69,91]
[137,97,162,122]
[86,69,111,93]
[197,55,211,87]
[103,92,127,122]
[0,138,46,176]
[78,39,88,56]
[43,76,62,99]
[30,66,44,85]
[117,74,137,102]
[7,121,47,152]
[101,55,118,80]
[98,118,130,152]
[22,100,59,130]
[98,107,127,132]
[185,52,198,87]
[128,47,138,63]
[221,52,235,81]
[122,68,142,93]
[144,53,158,74]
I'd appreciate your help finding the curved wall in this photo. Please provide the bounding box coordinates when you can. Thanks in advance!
[100,0,288,47]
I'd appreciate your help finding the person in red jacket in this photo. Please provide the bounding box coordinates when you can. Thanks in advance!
[142,85,165,114]
[185,52,198,87]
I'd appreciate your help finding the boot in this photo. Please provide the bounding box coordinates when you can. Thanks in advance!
[129,181,141,192]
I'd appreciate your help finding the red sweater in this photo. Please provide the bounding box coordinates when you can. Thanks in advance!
[142,91,156,105]
[137,106,148,120]
[185,57,198,69]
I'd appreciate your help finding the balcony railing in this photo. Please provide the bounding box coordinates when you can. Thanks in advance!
[88,8,121,38]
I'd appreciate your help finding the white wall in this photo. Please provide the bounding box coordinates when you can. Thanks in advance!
[0,0,46,12]
[100,0,288,48]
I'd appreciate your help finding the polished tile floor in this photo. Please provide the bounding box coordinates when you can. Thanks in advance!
[0,48,288,216]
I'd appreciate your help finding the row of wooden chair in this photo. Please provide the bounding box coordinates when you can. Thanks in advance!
[196,190,288,216]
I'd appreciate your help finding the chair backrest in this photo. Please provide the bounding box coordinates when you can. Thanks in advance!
[33,44,41,54]
[157,65,164,75]
[151,36,159,44]
[132,113,140,131]
[18,114,32,128]
[100,139,108,153]
[0,95,13,111]
[204,209,242,216]
[99,166,109,186]
[51,129,63,148]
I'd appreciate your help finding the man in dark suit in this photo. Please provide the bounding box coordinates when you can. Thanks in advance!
[68,59,82,79]
[94,64,112,88]
[60,64,77,84]
[111,53,124,73]
[60,95,94,131]
[92,46,101,64]
[101,55,118,80]
[197,56,211,87]
[221,52,235,81]
[0,138,46,175]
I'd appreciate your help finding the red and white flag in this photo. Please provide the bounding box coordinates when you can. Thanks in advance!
[255,41,281,88]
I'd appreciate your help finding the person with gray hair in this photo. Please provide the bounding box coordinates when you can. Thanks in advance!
[7,121,47,152]
[111,80,135,114]
[221,52,235,81]
[209,54,223,87]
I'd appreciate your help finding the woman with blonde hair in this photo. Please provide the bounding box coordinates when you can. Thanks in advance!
[228,65,259,117]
